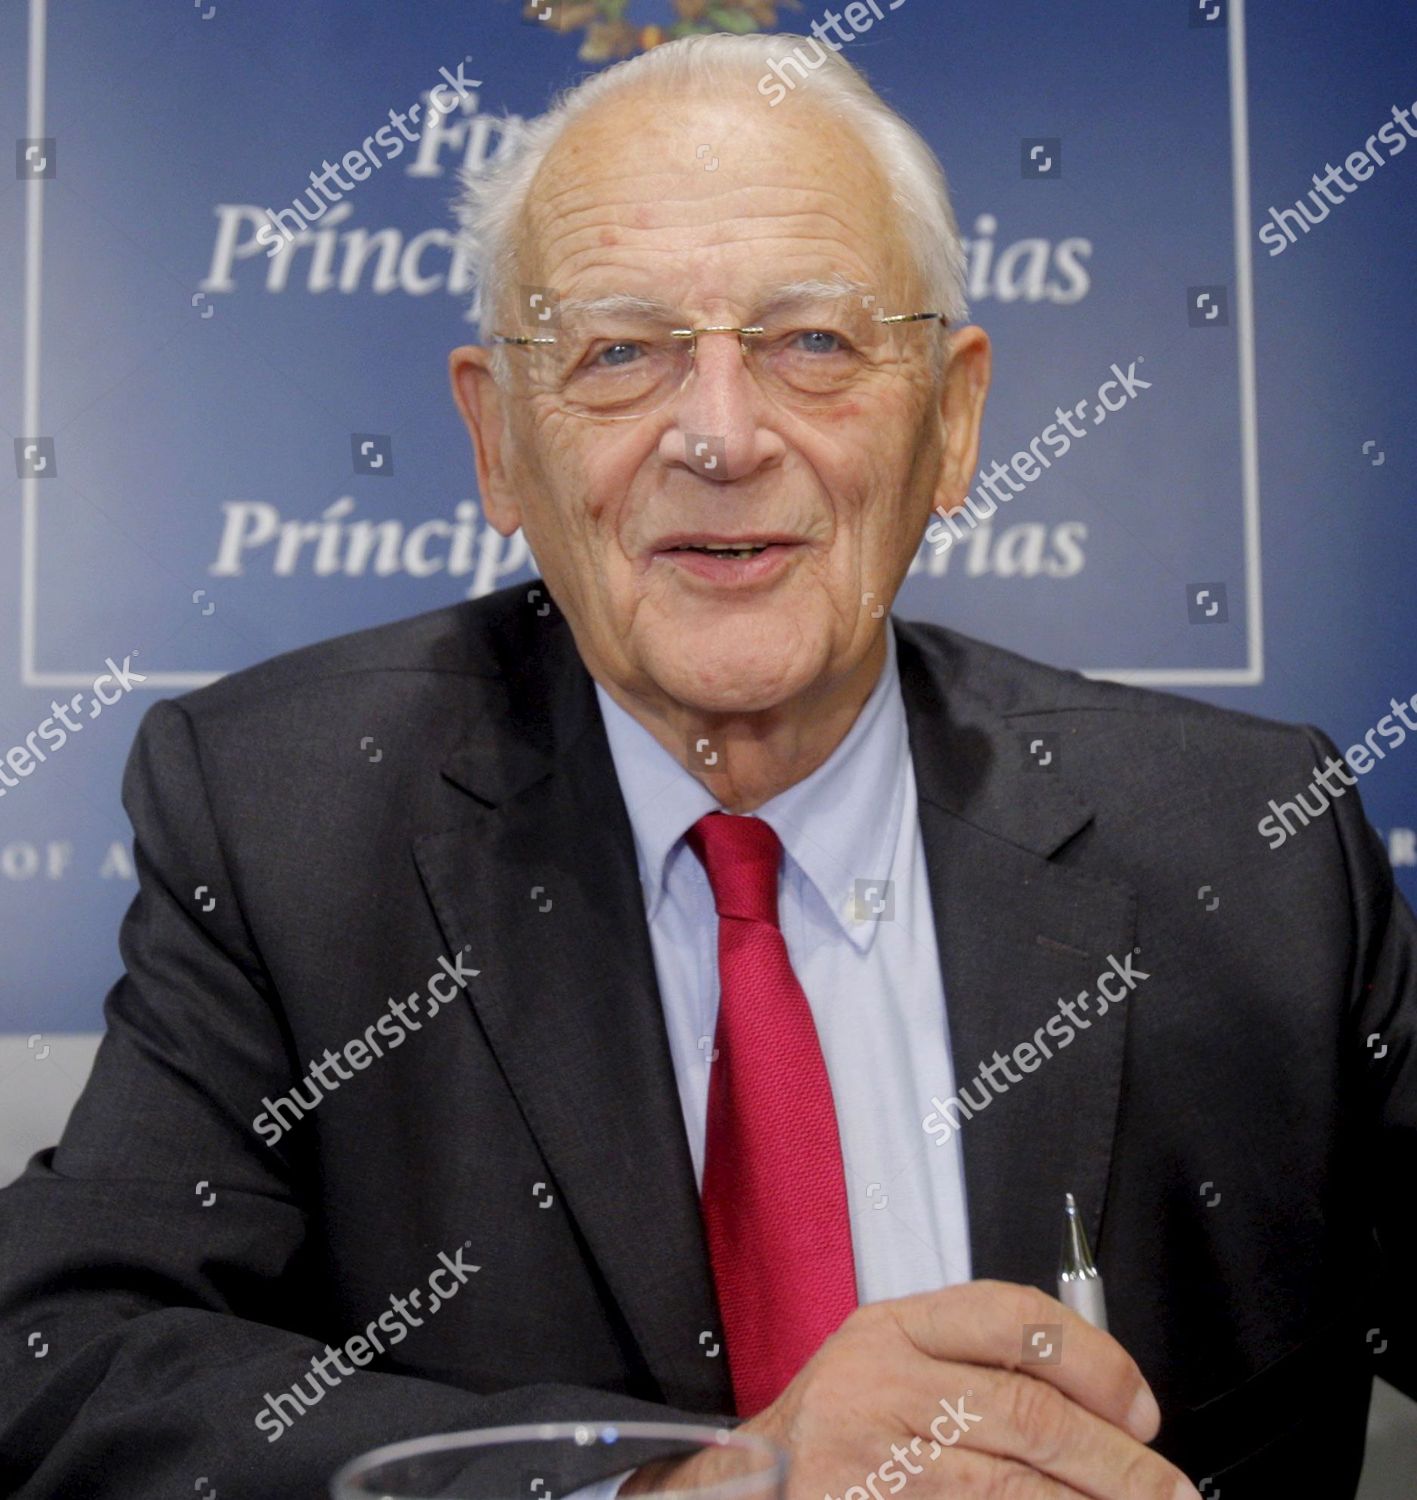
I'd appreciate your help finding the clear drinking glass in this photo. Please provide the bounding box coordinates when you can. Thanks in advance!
[329,1420,787,1500]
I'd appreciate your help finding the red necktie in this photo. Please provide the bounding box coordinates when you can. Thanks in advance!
[685,811,858,1417]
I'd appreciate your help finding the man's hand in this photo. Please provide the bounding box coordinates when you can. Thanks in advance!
[622,1281,1200,1500]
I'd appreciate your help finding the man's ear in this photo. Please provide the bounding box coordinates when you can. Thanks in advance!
[931,324,991,517]
[449,344,523,537]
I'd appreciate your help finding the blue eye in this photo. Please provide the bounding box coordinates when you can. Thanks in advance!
[597,342,643,367]
[793,329,846,355]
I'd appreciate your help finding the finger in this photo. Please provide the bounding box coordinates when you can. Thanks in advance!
[889,1440,1096,1499]
[886,1280,1160,1441]
[892,1355,1197,1500]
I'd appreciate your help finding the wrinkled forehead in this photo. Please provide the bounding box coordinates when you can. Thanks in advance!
[516,88,919,313]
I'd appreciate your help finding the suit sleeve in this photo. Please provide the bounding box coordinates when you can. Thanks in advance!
[1305,724,1417,1401]
[0,699,709,1499]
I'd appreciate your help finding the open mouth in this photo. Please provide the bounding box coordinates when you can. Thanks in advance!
[653,541,802,588]
[672,544,771,559]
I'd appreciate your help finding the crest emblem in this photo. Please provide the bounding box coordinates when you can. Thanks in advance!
[521,1,800,61]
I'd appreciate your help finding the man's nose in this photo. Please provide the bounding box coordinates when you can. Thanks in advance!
[659,333,778,481]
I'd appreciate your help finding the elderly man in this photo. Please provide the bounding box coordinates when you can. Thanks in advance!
[1,29,1413,1500]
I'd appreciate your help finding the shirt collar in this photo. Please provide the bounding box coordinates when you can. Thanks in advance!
[594,618,908,954]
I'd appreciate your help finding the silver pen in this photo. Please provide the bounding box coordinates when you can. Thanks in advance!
[1058,1191,1108,1331]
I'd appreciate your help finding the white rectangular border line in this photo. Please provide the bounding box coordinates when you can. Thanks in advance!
[1088,0,1263,687]
[21,0,1262,690]
[20,0,47,687]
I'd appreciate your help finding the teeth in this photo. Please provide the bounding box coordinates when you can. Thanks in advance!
[690,544,768,556]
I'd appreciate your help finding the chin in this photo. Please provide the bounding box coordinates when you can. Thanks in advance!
[642,624,828,716]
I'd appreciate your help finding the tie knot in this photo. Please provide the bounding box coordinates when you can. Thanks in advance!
[685,812,782,925]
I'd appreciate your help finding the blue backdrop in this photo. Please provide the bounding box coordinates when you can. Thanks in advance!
[2,0,1414,1035]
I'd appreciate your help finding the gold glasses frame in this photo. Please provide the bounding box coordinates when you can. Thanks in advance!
[489,306,948,422]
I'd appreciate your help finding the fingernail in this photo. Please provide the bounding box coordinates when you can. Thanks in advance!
[1172,1481,1201,1500]
[1126,1386,1161,1440]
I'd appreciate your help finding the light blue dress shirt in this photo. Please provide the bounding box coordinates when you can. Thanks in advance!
[592,617,973,1309]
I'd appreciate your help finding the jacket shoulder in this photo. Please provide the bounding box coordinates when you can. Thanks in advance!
[898,616,1321,755]
[166,586,536,726]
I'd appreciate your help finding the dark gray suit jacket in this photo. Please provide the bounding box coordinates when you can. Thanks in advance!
[2,583,1414,1498]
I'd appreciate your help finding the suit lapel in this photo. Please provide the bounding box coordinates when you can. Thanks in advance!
[894,621,1136,1295]
[412,599,1135,1400]
[413,607,731,1413]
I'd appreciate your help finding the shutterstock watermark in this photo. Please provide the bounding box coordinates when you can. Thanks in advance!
[1258,99,1416,256]
[257,60,481,256]
[1257,690,1417,850]
[922,950,1150,1143]
[758,1,910,105]
[0,655,146,801]
[252,949,479,1145]
[253,1244,480,1442]
[826,1394,984,1500]
[924,360,1151,557]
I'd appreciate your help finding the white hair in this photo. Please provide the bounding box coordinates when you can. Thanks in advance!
[453,31,967,382]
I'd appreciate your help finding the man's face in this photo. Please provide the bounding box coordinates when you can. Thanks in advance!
[452,89,988,718]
